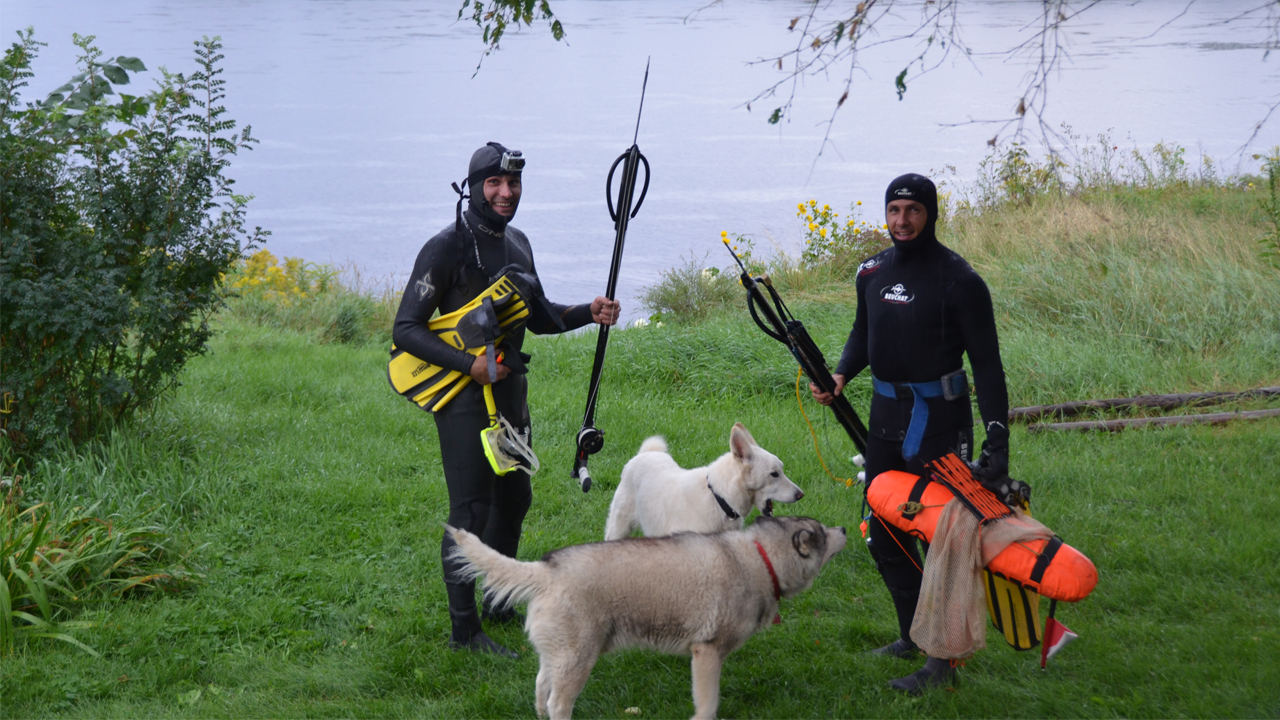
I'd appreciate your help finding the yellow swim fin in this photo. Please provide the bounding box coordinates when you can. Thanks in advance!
[388,274,531,412]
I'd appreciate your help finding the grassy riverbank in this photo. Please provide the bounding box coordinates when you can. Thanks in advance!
[4,180,1279,718]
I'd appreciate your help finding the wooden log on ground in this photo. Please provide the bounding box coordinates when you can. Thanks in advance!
[1027,408,1280,433]
[1009,386,1280,422]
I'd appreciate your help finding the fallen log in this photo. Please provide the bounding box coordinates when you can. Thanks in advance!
[1009,386,1280,422]
[1027,408,1280,433]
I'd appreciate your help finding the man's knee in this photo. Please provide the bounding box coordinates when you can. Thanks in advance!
[447,499,493,535]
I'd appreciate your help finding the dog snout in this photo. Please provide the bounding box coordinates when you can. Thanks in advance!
[794,488,804,501]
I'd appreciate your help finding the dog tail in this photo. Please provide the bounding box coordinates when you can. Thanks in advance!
[445,525,552,611]
[638,436,668,454]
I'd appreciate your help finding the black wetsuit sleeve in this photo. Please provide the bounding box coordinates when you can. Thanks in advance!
[835,274,870,379]
[532,299,593,334]
[957,273,1009,431]
[392,237,475,375]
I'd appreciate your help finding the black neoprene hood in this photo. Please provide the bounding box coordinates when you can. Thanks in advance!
[884,173,939,251]
[466,141,522,230]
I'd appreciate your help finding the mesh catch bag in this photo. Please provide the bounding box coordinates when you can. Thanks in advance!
[909,456,1055,659]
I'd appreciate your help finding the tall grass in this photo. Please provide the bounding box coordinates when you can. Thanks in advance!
[644,141,1279,405]
[945,185,1279,402]
[3,472,194,656]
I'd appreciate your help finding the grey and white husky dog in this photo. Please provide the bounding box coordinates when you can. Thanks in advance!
[447,515,847,720]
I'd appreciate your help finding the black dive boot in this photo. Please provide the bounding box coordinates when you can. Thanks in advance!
[870,638,918,659]
[446,581,517,658]
[869,584,921,659]
[481,598,525,626]
[888,657,955,695]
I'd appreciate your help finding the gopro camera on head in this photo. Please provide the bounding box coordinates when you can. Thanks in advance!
[500,151,525,172]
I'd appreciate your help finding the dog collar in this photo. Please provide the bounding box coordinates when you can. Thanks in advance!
[754,540,784,625]
[708,477,741,520]
[753,540,781,600]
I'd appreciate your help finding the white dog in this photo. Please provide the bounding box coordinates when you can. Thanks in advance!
[604,422,804,540]
[447,515,848,719]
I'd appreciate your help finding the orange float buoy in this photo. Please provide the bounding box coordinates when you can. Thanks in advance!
[866,469,1098,603]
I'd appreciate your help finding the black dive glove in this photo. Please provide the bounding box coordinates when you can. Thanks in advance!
[973,422,1030,507]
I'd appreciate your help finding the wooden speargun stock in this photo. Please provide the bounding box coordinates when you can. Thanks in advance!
[572,59,652,493]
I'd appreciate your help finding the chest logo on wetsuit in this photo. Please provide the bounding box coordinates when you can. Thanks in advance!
[880,283,914,304]
[857,258,881,276]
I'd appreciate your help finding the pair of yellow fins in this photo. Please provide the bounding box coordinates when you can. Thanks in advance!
[985,493,1044,651]
[387,274,538,476]
[387,274,529,413]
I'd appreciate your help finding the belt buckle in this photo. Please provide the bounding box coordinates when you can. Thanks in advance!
[940,369,968,401]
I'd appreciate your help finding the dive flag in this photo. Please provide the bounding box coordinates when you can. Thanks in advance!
[1040,616,1079,668]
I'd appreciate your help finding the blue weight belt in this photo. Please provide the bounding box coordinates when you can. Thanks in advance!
[871,373,966,461]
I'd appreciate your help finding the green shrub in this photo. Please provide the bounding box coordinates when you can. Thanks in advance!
[637,255,742,322]
[0,31,265,455]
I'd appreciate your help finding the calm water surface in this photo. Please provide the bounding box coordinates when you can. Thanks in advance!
[7,0,1278,317]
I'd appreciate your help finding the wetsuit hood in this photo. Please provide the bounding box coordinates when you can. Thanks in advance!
[465,141,522,233]
[885,173,939,256]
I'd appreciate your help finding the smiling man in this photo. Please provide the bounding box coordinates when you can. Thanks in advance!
[392,142,619,657]
[810,173,1010,694]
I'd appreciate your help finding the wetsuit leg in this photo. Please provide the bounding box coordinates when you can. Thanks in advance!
[866,428,974,645]
[480,417,532,623]
[865,435,924,645]
[434,387,498,642]
[481,374,533,560]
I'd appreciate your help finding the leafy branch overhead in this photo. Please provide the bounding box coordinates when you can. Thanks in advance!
[457,0,1280,156]
[458,0,564,73]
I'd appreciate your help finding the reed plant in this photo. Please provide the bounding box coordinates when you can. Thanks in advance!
[2,475,193,656]
[1255,148,1280,270]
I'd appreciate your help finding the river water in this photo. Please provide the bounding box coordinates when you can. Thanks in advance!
[7,0,1278,318]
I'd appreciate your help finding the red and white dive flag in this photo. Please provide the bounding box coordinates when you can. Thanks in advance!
[1040,617,1079,668]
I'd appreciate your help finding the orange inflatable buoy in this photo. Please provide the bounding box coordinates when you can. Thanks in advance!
[866,469,1098,603]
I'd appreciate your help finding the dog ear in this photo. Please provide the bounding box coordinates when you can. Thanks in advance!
[792,528,813,558]
[730,423,757,460]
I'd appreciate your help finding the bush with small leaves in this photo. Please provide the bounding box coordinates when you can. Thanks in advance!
[0,30,266,455]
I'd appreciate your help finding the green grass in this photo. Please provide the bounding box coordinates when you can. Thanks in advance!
[3,183,1279,718]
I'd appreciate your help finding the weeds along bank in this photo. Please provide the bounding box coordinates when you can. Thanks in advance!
[640,146,1280,408]
[222,163,1280,409]
[944,184,1280,404]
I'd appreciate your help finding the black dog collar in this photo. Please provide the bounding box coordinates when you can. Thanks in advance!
[707,476,740,520]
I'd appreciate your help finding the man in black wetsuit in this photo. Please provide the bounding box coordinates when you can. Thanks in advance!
[393,142,619,657]
[811,173,1010,694]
